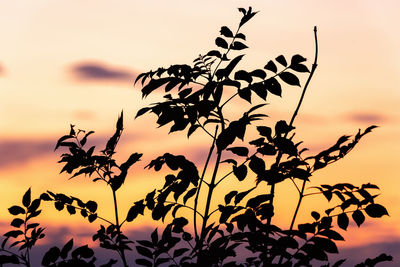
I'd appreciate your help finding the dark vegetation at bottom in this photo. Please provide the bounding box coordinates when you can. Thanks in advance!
[0,7,392,267]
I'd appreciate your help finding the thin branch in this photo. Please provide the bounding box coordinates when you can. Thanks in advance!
[277,26,319,265]
[193,126,218,241]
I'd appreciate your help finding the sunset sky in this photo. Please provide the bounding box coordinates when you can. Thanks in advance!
[1,0,399,265]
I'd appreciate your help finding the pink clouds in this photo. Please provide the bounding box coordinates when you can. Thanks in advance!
[69,61,137,83]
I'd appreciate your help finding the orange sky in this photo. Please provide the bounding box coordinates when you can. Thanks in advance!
[1,0,400,264]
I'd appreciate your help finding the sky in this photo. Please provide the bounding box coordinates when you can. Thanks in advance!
[1,0,400,265]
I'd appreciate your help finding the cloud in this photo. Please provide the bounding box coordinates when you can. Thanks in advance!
[331,242,399,266]
[345,112,388,124]
[0,136,107,170]
[0,139,55,170]
[69,61,136,82]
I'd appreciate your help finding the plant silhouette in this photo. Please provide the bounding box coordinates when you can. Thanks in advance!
[0,7,393,267]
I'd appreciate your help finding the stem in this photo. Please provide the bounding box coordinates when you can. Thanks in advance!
[277,26,319,265]
[193,126,218,241]
[23,213,30,267]
[112,189,128,267]
[198,110,225,262]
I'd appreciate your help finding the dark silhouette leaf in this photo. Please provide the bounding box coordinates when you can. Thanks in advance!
[215,37,228,49]
[233,165,247,181]
[264,60,277,73]
[60,238,74,259]
[337,213,349,230]
[352,210,365,227]
[275,55,287,67]
[8,205,25,215]
[279,72,300,86]
[220,26,233,37]
[231,41,248,50]
[265,77,282,96]
[42,246,60,266]
[22,188,31,208]
[136,258,152,267]
[227,146,249,157]
[10,218,24,228]
[365,203,389,218]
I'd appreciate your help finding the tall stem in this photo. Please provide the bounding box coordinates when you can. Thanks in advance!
[197,110,225,262]
[193,126,218,241]
[266,26,319,264]
[112,189,128,267]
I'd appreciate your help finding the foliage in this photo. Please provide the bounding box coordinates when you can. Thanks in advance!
[0,7,392,267]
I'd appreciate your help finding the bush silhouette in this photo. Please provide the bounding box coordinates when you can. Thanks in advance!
[0,7,392,267]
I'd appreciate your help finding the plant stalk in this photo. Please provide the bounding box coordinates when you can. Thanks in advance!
[112,189,128,267]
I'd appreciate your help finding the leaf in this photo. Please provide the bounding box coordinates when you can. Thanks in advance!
[135,107,152,118]
[264,77,282,97]
[22,188,31,208]
[365,204,389,218]
[183,188,197,204]
[86,201,97,213]
[246,194,271,209]
[215,37,228,49]
[337,213,349,230]
[225,191,238,205]
[4,230,23,238]
[10,218,24,228]
[224,54,245,78]
[234,187,255,205]
[220,26,233,37]
[227,146,249,157]
[319,229,344,241]
[60,239,73,259]
[291,54,307,65]
[352,210,365,227]
[238,87,251,103]
[264,60,277,73]
[279,72,300,86]
[312,237,338,253]
[8,205,25,215]
[291,63,310,73]
[42,246,60,266]
[136,246,153,258]
[249,155,265,175]
[311,211,320,221]
[233,165,247,181]
[135,259,152,267]
[275,55,287,67]
[234,70,252,83]
[174,248,189,258]
[231,41,248,50]
[250,69,266,79]
[236,33,246,40]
